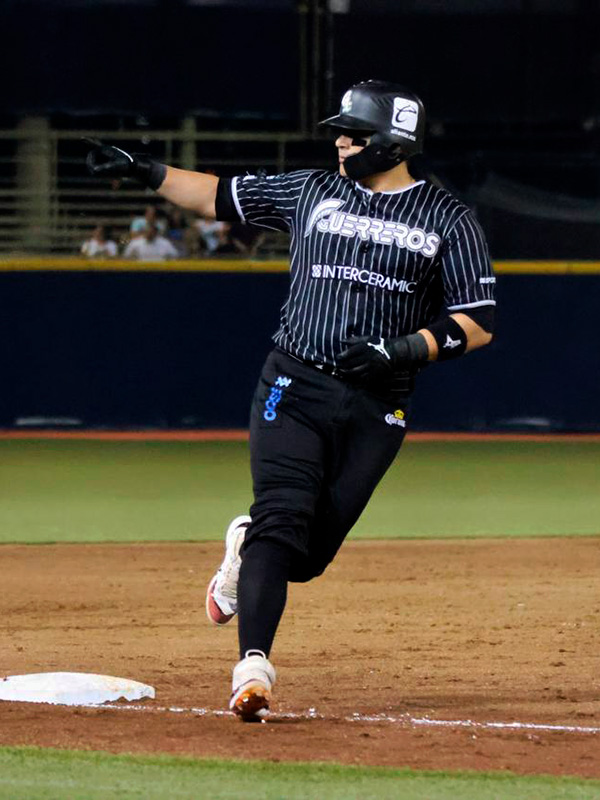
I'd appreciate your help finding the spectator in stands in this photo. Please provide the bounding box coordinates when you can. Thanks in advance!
[165,204,193,257]
[123,223,179,261]
[80,225,118,258]
[195,218,231,255]
[130,205,167,238]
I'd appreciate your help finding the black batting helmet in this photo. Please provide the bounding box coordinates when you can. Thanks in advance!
[319,79,426,158]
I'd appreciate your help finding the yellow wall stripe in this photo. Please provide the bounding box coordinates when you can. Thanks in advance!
[494,261,600,274]
[0,258,599,274]
[0,257,290,273]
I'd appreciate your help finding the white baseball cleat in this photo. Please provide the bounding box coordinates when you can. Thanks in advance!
[230,650,276,722]
[205,515,251,626]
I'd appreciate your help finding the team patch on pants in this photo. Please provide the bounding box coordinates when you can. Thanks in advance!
[262,375,292,422]
[384,408,407,428]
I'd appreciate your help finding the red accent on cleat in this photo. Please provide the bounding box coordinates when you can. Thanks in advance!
[205,577,236,626]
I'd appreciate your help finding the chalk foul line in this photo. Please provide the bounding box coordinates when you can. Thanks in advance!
[89,703,600,734]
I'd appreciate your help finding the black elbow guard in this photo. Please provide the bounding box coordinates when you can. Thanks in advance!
[461,305,495,334]
[215,178,240,222]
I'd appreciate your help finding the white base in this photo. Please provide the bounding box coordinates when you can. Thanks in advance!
[0,672,155,706]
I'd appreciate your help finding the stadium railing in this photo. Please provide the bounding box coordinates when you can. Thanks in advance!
[0,122,330,257]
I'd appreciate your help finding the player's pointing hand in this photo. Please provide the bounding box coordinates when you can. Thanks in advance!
[83,138,166,190]
[84,138,134,176]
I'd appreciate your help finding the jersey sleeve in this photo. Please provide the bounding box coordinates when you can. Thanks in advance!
[440,210,496,311]
[228,170,313,232]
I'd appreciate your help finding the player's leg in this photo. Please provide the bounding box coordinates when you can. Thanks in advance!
[230,382,408,719]
[205,513,285,721]
[206,352,327,631]
[229,350,340,720]
[290,388,409,582]
[229,537,293,722]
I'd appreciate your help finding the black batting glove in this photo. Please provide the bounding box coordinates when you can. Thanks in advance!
[84,138,167,190]
[337,336,395,382]
[337,334,429,382]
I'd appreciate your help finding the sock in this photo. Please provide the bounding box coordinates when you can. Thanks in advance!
[237,538,293,659]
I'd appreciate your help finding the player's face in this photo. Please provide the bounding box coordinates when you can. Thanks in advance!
[335,132,371,176]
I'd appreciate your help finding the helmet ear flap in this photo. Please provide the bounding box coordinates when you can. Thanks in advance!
[369,132,404,161]
[388,143,404,162]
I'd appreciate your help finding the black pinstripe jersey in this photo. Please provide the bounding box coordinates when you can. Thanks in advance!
[228,169,496,366]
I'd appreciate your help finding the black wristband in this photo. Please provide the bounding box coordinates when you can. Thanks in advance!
[426,316,467,360]
[404,332,429,363]
[388,332,429,366]
[131,155,167,191]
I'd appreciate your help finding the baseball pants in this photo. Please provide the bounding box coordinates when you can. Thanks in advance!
[244,348,409,582]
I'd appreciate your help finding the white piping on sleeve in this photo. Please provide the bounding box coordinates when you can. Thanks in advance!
[231,177,245,223]
[447,300,496,310]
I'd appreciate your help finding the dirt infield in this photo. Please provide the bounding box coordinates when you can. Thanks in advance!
[2,539,600,777]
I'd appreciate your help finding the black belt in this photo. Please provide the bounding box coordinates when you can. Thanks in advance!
[279,348,341,377]
[278,347,416,398]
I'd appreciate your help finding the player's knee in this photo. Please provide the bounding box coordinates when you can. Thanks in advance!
[288,557,329,583]
[241,536,295,572]
[243,507,311,560]
[247,507,311,536]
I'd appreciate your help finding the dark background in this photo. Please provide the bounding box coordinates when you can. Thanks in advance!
[4,0,600,256]
[4,2,600,132]
[2,0,599,431]
[1,270,598,432]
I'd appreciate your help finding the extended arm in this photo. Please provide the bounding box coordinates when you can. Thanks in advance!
[157,167,218,219]
[85,140,218,218]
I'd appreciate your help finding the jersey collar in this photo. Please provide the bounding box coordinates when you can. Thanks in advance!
[354,179,425,197]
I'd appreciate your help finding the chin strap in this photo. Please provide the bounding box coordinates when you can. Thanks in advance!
[343,135,407,180]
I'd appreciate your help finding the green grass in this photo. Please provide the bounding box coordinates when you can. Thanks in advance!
[1,748,599,800]
[0,439,598,543]
[358,440,600,540]
[0,440,252,543]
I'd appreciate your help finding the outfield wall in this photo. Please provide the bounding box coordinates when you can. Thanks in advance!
[0,260,598,431]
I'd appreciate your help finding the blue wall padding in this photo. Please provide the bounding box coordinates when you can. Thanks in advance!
[0,271,597,431]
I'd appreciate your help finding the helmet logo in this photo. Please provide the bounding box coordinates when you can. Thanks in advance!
[341,90,353,114]
[392,98,419,133]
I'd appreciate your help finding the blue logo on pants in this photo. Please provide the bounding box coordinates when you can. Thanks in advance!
[263,376,292,421]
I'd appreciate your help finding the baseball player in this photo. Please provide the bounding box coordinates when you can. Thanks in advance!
[86,80,496,722]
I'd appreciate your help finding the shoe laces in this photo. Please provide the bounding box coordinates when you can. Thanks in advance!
[215,553,241,600]
[214,525,246,600]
